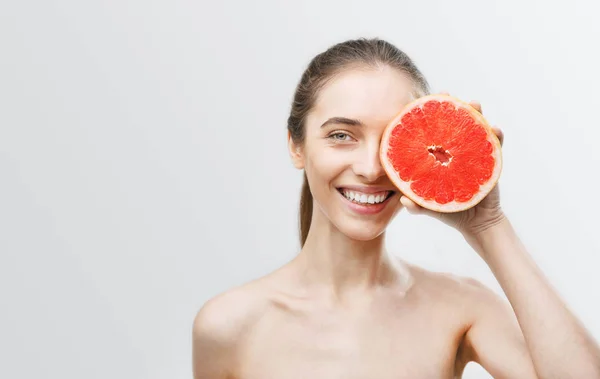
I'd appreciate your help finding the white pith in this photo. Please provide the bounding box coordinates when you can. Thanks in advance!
[341,189,390,205]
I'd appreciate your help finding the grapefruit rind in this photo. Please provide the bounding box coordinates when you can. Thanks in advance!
[380,94,502,213]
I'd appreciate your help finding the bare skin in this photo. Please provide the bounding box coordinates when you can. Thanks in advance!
[193,66,600,378]
[194,257,536,378]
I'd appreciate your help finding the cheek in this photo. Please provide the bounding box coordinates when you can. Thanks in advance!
[305,146,349,184]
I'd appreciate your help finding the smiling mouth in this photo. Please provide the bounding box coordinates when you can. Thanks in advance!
[337,188,396,205]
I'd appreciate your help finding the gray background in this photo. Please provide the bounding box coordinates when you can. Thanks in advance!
[1,0,599,378]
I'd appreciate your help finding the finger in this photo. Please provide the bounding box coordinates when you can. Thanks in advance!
[492,126,504,146]
[469,100,482,115]
[400,195,442,220]
[400,195,422,214]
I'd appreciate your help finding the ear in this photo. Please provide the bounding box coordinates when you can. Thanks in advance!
[287,131,305,170]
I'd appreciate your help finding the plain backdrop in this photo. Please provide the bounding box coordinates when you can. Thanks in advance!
[1,0,599,378]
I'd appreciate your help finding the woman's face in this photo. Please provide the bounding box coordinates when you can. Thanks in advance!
[290,65,416,241]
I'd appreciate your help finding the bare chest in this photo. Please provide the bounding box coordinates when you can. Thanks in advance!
[236,301,467,379]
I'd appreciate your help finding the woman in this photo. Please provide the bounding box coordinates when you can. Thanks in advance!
[193,38,600,378]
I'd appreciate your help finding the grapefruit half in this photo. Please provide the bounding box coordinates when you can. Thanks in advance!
[380,94,502,213]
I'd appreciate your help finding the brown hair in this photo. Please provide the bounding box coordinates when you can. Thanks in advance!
[287,37,431,247]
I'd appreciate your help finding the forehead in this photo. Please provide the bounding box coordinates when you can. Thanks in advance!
[309,66,416,127]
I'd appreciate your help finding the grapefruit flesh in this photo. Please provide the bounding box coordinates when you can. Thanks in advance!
[380,94,502,213]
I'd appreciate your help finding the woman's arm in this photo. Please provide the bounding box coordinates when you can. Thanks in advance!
[192,300,235,379]
[464,216,600,378]
[399,98,600,377]
[192,284,267,379]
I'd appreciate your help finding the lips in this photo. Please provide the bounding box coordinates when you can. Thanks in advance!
[335,185,398,216]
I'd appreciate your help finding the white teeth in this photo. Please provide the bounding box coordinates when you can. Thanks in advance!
[341,190,390,205]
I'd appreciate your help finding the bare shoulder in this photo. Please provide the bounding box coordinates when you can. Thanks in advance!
[193,279,270,345]
[405,263,525,367]
[405,261,508,314]
[192,278,272,378]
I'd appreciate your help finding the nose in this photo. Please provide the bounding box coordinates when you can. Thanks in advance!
[352,142,386,183]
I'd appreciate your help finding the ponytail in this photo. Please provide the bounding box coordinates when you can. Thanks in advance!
[299,172,313,247]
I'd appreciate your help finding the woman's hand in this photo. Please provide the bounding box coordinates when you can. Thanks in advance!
[399,99,507,238]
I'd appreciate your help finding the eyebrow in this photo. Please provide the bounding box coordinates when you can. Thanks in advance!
[320,117,365,128]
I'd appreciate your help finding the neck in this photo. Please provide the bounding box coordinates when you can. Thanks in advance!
[290,210,411,303]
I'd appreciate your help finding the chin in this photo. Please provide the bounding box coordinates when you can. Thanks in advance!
[335,219,390,242]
